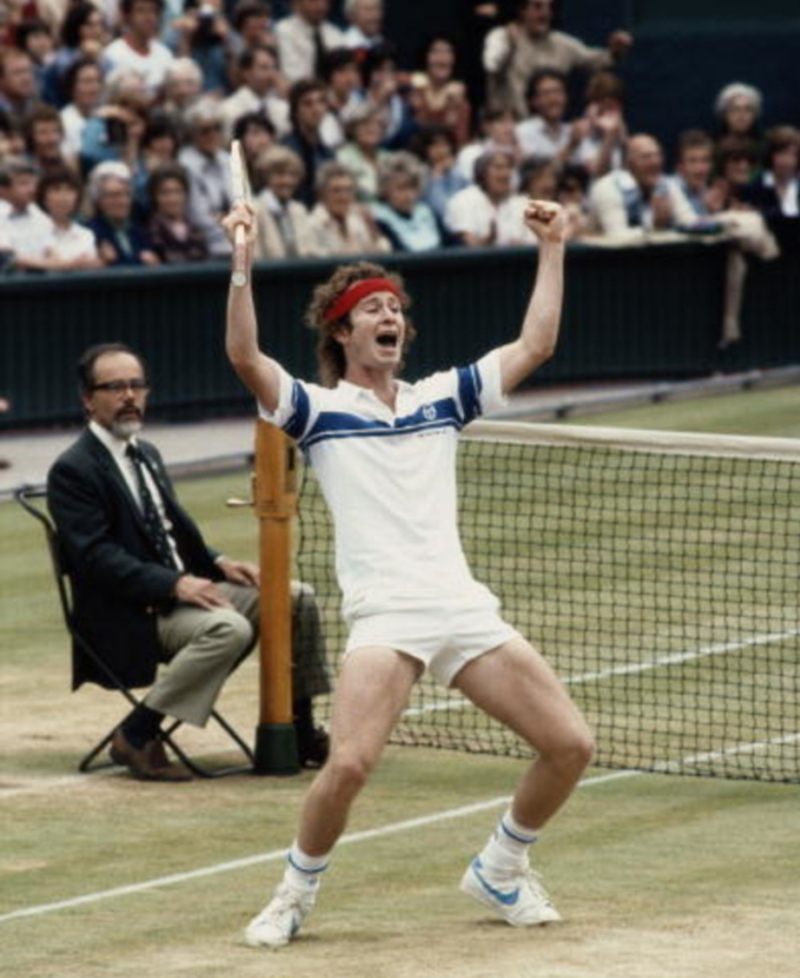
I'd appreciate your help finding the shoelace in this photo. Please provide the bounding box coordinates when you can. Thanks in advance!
[271,882,316,913]
[520,867,555,907]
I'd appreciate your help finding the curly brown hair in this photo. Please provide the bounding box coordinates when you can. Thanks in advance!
[306,261,415,387]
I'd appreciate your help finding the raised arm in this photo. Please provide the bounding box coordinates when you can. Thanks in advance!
[222,202,282,413]
[496,200,568,395]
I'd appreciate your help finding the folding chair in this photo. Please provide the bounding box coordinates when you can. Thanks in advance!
[15,484,255,778]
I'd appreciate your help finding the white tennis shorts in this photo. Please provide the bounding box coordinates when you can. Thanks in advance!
[344,599,522,686]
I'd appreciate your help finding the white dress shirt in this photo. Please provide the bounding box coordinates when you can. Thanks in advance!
[220,85,290,140]
[275,14,345,84]
[103,36,175,97]
[515,116,573,160]
[444,185,535,246]
[88,421,184,570]
[51,222,99,262]
[0,204,56,260]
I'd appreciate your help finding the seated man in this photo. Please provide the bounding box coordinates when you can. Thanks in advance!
[515,69,579,165]
[588,133,696,242]
[48,342,330,781]
[220,45,289,143]
[275,0,345,85]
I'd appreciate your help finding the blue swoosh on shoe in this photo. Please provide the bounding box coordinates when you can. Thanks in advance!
[471,859,520,906]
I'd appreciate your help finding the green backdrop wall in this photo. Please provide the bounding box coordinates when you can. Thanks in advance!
[1,241,798,430]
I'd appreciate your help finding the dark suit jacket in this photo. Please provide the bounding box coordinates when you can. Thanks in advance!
[85,214,156,266]
[47,428,223,691]
[739,174,800,251]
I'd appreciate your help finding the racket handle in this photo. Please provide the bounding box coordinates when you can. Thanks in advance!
[232,223,247,288]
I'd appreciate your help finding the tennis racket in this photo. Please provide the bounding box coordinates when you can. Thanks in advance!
[230,138,252,288]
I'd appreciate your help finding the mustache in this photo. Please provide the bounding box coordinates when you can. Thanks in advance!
[114,406,142,419]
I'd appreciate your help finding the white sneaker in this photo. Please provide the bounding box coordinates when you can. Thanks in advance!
[459,856,562,926]
[244,879,318,948]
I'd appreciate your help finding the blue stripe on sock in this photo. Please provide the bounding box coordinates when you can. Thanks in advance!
[500,819,537,846]
[287,852,328,875]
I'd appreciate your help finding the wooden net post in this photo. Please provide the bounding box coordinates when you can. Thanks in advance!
[253,419,299,774]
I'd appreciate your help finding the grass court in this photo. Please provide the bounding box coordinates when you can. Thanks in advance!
[2,384,798,977]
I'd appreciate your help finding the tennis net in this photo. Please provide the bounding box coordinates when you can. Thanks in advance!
[296,419,800,783]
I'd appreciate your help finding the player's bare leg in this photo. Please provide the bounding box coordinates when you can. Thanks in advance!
[298,645,422,853]
[246,647,421,947]
[454,638,594,925]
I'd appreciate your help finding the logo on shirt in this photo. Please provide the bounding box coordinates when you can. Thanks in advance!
[422,404,437,421]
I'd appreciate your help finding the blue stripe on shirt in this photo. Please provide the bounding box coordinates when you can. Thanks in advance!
[283,381,311,441]
[300,396,463,450]
[457,364,482,424]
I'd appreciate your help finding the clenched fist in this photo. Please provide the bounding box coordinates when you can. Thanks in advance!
[523,200,568,244]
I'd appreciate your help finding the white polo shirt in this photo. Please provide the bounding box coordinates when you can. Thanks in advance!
[444,184,536,247]
[515,116,573,160]
[51,222,98,262]
[103,37,174,97]
[0,204,55,260]
[260,350,508,622]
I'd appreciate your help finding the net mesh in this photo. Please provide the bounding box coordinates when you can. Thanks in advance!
[295,420,800,783]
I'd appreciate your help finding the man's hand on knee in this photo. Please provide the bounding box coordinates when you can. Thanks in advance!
[217,556,260,587]
[175,574,235,609]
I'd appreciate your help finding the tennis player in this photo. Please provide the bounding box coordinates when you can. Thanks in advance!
[223,196,594,947]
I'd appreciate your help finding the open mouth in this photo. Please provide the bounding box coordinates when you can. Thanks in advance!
[376,333,399,349]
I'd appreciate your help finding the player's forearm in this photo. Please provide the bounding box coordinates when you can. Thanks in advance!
[225,274,283,412]
[520,239,565,361]
[226,277,261,377]
[499,240,564,392]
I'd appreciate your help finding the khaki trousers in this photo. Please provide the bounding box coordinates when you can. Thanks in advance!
[148,582,258,727]
[146,581,331,727]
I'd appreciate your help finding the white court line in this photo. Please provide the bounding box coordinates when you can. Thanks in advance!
[0,768,637,926]
[655,732,800,772]
[564,626,800,686]
[3,725,794,929]
[0,772,117,799]
[405,626,800,718]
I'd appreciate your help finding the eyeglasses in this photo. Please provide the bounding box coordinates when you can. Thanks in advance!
[91,379,150,393]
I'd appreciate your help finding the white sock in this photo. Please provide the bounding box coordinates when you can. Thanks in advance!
[478,810,538,875]
[285,841,330,890]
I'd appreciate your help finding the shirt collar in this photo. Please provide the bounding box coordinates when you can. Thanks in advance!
[337,377,412,400]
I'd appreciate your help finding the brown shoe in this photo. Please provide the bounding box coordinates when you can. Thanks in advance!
[148,737,195,779]
[110,728,193,782]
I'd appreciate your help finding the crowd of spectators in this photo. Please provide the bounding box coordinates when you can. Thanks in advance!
[0,0,798,279]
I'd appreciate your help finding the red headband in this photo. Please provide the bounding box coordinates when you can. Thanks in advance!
[323,277,401,323]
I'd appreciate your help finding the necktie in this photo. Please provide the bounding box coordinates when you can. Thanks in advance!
[126,443,177,569]
[312,26,326,78]
[277,205,298,256]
